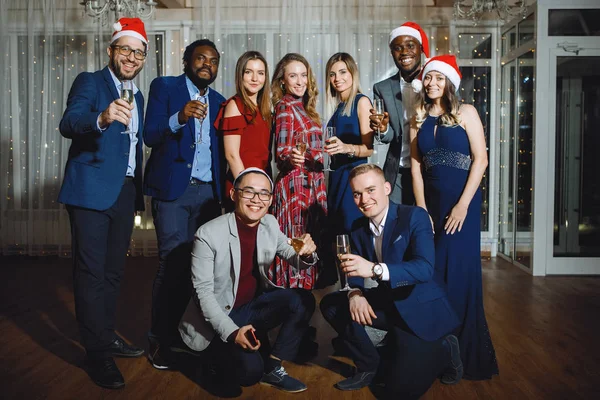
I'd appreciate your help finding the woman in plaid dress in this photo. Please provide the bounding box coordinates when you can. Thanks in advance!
[269,53,328,290]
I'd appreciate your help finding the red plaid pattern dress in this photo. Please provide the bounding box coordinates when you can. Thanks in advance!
[269,94,328,289]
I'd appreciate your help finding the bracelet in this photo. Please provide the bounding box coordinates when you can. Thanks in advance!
[347,145,356,158]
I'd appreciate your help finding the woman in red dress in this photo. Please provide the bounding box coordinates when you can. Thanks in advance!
[215,51,272,210]
[269,53,328,290]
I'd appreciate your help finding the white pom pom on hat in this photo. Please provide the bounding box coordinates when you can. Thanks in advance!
[111,17,148,46]
[411,79,423,93]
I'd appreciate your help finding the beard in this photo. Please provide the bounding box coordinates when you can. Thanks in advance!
[185,65,217,90]
[110,54,143,81]
[396,59,422,81]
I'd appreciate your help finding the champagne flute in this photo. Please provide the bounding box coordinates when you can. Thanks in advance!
[336,234,351,291]
[322,126,335,172]
[121,80,134,134]
[291,224,306,281]
[193,93,207,144]
[373,98,385,145]
[295,131,308,179]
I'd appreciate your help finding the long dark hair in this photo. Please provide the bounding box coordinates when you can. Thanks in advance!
[415,73,461,128]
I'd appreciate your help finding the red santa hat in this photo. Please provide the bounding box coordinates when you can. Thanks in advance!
[419,55,462,92]
[388,22,430,59]
[112,17,148,46]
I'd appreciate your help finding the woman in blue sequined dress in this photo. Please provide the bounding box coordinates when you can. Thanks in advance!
[324,53,374,236]
[410,55,498,380]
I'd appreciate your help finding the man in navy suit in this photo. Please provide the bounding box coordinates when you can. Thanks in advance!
[143,39,226,369]
[320,164,463,398]
[58,18,148,389]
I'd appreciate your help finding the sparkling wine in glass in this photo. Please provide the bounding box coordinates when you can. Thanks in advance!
[322,126,335,172]
[373,98,385,145]
[193,93,207,144]
[291,224,305,281]
[336,234,351,291]
[121,80,134,134]
[296,131,308,179]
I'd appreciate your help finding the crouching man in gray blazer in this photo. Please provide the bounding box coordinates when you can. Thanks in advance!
[178,167,316,394]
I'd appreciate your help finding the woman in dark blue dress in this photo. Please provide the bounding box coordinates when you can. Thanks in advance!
[410,55,498,380]
[324,53,374,236]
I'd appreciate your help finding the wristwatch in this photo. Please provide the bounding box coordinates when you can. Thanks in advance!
[371,263,384,281]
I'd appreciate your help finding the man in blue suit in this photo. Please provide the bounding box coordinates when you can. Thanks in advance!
[320,164,462,398]
[58,18,148,389]
[143,39,226,369]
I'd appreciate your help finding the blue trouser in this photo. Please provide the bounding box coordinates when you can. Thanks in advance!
[320,289,449,399]
[67,178,136,359]
[150,183,220,344]
[201,288,315,387]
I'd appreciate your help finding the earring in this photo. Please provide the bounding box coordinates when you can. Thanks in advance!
[281,84,285,93]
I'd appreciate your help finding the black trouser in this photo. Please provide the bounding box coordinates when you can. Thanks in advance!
[320,289,450,399]
[67,179,136,359]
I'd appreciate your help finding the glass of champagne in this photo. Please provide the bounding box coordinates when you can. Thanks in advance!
[193,93,207,144]
[121,80,134,134]
[373,98,385,145]
[291,224,305,281]
[336,234,351,291]
[322,126,335,172]
[295,131,308,178]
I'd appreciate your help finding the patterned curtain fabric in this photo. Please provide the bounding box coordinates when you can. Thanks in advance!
[0,0,447,256]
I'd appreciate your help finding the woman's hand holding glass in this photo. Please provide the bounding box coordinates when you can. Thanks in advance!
[289,147,306,168]
[324,136,351,156]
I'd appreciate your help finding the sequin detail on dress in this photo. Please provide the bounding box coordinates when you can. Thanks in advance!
[423,147,472,171]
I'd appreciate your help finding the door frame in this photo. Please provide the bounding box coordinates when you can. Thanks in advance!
[534,38,600,275]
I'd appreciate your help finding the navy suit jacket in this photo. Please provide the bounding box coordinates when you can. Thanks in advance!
[143,74,226,202]
[349,201,459,341]
[58,66,145,211]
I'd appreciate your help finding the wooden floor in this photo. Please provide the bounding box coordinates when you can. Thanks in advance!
[1,256,599,400]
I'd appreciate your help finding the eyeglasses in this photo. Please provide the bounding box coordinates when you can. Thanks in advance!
[235,188,272,201]
[111,45,147,61]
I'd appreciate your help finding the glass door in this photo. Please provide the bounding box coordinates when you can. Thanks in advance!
[548,49,600,274]
[498,52,535,269]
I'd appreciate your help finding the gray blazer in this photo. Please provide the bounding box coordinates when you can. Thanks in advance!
[373,73,405,188]
[179,212,304,352]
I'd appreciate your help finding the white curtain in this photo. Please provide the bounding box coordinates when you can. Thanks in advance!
[0,0,453,256]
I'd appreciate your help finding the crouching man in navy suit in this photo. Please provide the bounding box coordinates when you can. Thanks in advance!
[58,18,148,389]
[320,164,463,398]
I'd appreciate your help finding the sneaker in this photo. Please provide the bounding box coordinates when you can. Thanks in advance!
[440,334,463,385]
[334,371,376,391]
[260,366,307,393]
[148,339,175,370]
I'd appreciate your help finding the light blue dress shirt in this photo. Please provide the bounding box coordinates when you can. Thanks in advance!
[167,76,213,183]
[106,68,139,178]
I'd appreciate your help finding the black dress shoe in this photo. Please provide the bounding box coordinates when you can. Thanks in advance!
[109,336,144,358]
[84,357,125,389]
[440,334,463,385]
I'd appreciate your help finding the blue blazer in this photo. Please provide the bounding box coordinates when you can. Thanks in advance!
[349,201,459,341]
[58,66,144,211]
[143,74,226,202]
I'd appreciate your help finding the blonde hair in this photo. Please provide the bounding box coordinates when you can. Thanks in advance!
[271,53,320,125]
[415,73,461,128]
[349,163,385,182]
[325,52,362,119]
[235,51,272,126]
